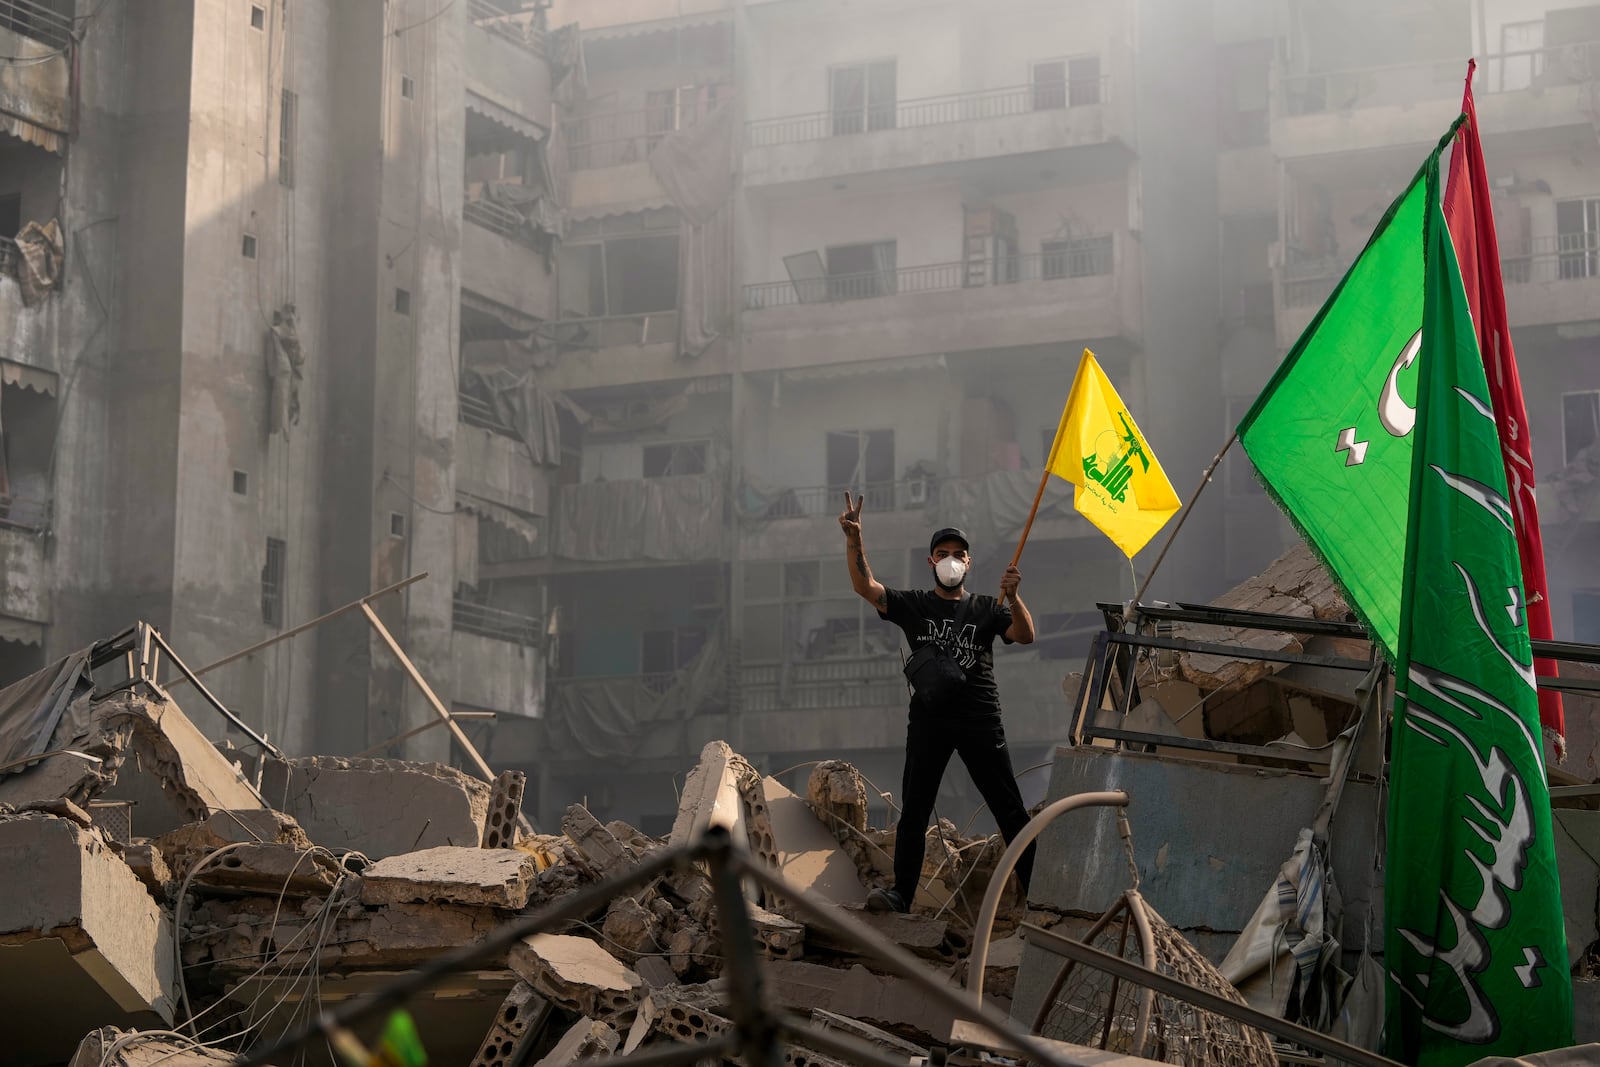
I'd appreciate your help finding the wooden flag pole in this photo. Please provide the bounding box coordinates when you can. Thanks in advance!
[1001,466,1055,594]
[1130,430,1238,610]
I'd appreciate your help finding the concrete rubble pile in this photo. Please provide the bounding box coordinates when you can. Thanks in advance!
[0,676,1038,1067]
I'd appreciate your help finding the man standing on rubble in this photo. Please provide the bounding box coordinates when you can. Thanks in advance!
[839,492,1037,914]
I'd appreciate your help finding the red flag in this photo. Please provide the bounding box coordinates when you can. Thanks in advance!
[1443,59,1565,756]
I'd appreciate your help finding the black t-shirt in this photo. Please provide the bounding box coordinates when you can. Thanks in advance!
[878,587,1014,716]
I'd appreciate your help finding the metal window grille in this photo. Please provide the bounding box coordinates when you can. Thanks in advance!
[261,538,286,628]
[279,89,297,187]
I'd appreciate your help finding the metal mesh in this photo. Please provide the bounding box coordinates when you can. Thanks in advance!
[1035,894,1278,1067]
[88,801,133,845]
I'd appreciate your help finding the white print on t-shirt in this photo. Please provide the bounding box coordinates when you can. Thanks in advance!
[920,618,980,669]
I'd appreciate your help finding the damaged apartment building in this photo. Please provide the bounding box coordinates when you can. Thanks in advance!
[1,0,1599,841]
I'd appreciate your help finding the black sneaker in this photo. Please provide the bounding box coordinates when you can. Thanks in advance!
[866,887,908,914]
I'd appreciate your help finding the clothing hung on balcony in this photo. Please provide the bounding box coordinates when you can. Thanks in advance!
[14,219,62,306]
[648,102,735,359]
[548,630,726,760]
[554,474,724,562]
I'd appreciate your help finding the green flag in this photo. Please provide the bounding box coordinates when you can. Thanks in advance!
[1240,125,1572,1063]
[1237,173,1426,661]
[1383,148,1571,1065]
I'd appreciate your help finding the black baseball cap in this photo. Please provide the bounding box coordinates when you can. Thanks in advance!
[928,527,970,555]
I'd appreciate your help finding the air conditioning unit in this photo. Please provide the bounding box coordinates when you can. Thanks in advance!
[905,477,929,505]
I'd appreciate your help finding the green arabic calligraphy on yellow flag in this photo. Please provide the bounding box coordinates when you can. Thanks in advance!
[1045,349,1180,558]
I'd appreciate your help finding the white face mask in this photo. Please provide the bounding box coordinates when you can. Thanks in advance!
[935,556,967,588]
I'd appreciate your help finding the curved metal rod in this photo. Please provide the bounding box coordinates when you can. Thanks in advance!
[965,788,1130,1003]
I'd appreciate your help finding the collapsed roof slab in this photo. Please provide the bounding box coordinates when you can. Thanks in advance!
[0,690,268,834]
[259,755,492,858]
[0,812,177,1066]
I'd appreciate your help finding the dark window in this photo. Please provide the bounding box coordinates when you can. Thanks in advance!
[242,234,258,259]
[1068,56,1102,106]
[825,241,897,300]
[1556,198,1600,279]
[0,373,58,530]
[0,194,19,239]
[1041,235,1113,279]
[559,233,680,317]
[642,626,706,673]
[250,5,264,29]
[390,511,407,537]
[401,75,415,100]
[279,89,297,187]
[642,441,709,478]
[1032,60,1067,110]
[831,60,896,135]
[395,288,411,314]
[232,470,248,495]
[261,538,286,628]
[827,429,895,511]
[1563,391,1600,465]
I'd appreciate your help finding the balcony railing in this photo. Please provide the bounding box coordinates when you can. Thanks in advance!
[452,599,541,645]
[564,107,707,171]
[744,478,932,521]
[1502,233,1600,285]
[553,671,678,697]
[1279,42,1600,117]
[744,245,1114,310]
[0,0,72,51]
[458,390,521,438]
[740,657,904,712]
[747,78,1109,148]
[544,311,678,350]
[468,0,546,55]
[464,196,529,241]
[0,495,48,532]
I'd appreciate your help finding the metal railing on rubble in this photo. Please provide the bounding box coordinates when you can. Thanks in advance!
[743,244,1114,310]
[451,599,540,645]
[466,0,545,54]
[563,106,707,170]
[0,0,73,51]
[746,77,1109,147]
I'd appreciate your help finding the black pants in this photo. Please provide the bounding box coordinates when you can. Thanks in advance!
[894,712,1035,904]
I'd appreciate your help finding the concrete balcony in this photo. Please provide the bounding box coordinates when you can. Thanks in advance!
[563,108,679,217]
[0,514,48,626]
[455,412,549,517]
[450,622,544,718]
[1503,236,1600,329]
[1271,43,1600,164]
[461,198,555,318]
[740,240,1141,374]
[1275,238,1600,348]
[464,5,551,130]
[530,311,730,392]
[743,73,1135,190]
[549,0,730,33]
[0,4,71,152]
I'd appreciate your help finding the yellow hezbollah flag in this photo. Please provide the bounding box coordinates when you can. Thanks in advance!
[1046,349,1180,558]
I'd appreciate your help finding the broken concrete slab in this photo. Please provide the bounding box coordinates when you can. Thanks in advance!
[0,812,177,1064]
[259,754,491,858]
[764,960,962,1043]
[180,842,343,896]
[66,1027,263,1066]
[0,691,267,828]
[810,1008,927,1059]
[669,739,756,848]
[360,846,538,909]
[118,841,172,900]
[510,932,641,1016]
[761,776,870,908]
[156,808,311,854]
[22,795,93,827]
[808,907,951,962]
[563,803,640,879]
[469,980,552,1067]
[533,1017,620,1067]
[601,896,663,962]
